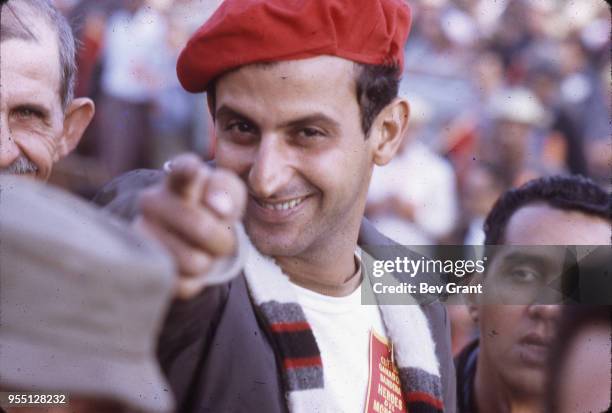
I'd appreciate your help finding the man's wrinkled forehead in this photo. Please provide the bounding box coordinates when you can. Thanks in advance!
[1,1,55,42]
[1,6,62,96]
[2,1,31,37]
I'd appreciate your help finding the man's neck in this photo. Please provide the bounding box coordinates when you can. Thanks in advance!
[474,356,543,413]
[273,203,366,297]
[275,240,359,297]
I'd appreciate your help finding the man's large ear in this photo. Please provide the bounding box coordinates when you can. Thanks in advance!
[370,97,411,166]
[56,97,95,159]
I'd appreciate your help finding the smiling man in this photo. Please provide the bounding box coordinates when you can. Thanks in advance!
[456,175,611,413]
[0,0,94,180]
[96,1,456,412]
[213,57,394,288]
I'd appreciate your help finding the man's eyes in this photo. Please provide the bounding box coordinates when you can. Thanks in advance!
[12,106,45,120]
[507,266,541,283]
[296,127,326,139]
[226,120,256,134]
[222,121,327,143]
[222,120,258,144]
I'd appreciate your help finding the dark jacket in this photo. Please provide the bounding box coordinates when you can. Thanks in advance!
[95,170,457,413]
[454,339,479,413]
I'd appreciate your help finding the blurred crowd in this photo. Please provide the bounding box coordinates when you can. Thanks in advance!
[50,0,224,195]
[50,0,610,248]
[47,0,610,359]
[368,0,610,247]
[1,0,610,412]
[366,0,611,358]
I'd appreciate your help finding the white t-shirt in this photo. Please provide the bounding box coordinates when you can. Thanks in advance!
[290,280,387,412]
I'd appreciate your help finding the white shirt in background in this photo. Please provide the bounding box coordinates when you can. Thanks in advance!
[368,141,459,245]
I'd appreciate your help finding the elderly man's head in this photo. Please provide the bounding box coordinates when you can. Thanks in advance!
[0,0,94,180]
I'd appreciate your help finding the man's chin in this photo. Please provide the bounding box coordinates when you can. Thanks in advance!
[502,361,548,395]
[245,223,306,258]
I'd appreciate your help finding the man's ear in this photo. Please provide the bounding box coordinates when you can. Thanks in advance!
[56,97,95,159]
[467,303,479,324]
[466,272,483,323]
[370,97,410,166]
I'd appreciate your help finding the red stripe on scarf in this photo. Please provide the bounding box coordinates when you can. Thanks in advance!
[283,356,323,369]
[406,391,444,410]
[270,321,311,333]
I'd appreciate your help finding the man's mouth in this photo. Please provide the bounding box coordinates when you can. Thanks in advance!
[256,196,306,211]
[520,333,551,347]
[517,333,553,365]
[248,194,312,223]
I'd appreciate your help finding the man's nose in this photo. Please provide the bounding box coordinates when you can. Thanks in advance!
[0,117,20,168]
[248,135,292,199]
[527,304,562,321]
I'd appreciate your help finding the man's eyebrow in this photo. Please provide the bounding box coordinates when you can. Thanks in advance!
[280,113,341,132]
[215,105,256,124]
[498,251,556,268]
[215,106,341,132]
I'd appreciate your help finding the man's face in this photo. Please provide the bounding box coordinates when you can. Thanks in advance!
[213,56,376,259]
[0,22,76,181]
[473,204,610,395]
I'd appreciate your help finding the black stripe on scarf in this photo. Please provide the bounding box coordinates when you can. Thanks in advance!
[259,301,324,391]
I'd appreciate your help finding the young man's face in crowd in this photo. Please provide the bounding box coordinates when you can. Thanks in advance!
[0,15,93,181]
[471,203,611,395]
[213,56,383,258]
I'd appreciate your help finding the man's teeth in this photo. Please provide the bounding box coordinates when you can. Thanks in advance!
[261,197,304,211]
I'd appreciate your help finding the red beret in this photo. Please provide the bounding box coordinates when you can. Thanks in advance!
[177,0,412,93]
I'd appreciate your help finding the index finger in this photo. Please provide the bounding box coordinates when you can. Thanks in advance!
[165,153,210,204]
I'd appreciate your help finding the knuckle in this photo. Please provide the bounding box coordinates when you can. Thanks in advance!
[210,169,247,216]
[172,152,201,166]
[214,224,236,256]
[210,168,238,190]
[190,217,234,257]
[191,209,215,236]
[179,250,212,276]
[175,275,208,300]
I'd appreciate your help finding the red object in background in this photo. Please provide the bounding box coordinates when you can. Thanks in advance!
[176,0,412,93]
[445,118,478,178]
[75,13,106,98]
[446,118,477,162]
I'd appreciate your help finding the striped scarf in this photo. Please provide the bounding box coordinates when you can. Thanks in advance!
[243,242,445,413]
